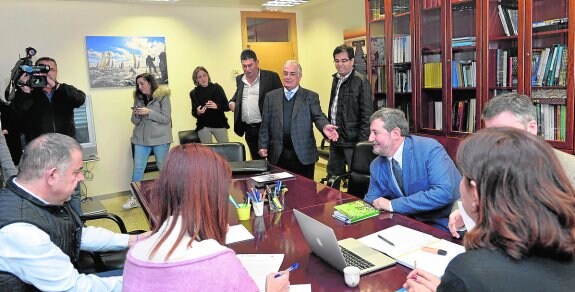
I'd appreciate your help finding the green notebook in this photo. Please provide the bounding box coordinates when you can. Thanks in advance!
[333,200,379,224]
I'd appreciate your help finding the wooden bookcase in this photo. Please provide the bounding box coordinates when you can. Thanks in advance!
[366,0,574,156]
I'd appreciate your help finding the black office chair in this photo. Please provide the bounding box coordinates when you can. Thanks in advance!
[328,141,377,199]
[77,213,144,274]
[203,142,246,162]
[178,130,201,145]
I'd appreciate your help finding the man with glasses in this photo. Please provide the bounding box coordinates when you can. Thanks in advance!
[327,44,373,188]
[258,60,338,179]
[10,56,86,215]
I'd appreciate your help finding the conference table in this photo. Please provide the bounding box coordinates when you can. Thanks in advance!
[130,167,460,291]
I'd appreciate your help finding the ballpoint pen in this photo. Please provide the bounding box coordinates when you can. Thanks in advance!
[228,195,240,209]
[274,263,299,278]
[377,234,395,246]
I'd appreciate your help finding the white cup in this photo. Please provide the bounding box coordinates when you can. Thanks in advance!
[253,201,265,217]
[343,266,360,288]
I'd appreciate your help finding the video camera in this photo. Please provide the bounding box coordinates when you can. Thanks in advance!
[4,47,49,102]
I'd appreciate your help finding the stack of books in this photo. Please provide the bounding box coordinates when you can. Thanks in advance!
[332,201,379,224]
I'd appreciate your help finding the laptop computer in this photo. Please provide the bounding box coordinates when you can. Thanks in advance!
[293,209,395,275]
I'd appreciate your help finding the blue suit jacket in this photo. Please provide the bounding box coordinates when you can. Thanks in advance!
[364,135,461,230]
[258,87,329,165]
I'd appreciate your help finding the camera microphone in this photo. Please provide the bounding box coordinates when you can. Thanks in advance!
[21,64,50,73]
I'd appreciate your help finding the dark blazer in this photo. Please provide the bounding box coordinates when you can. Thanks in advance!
[258,87,329,165]
[229,69,282,137]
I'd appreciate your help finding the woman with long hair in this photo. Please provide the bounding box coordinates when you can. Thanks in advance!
[122,144,290,291]
[123,73,172,209]
[189,66,230,143]
[404,127,575,291]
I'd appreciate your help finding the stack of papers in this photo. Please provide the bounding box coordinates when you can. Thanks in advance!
[251,171,295,183]
[358,225,465,277]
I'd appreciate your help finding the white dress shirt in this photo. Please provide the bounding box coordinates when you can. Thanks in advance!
[241,72,262,124]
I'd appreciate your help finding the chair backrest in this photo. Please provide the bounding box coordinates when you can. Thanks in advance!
[203,142,246,162]
[178,130,201,145]
[347,141,377,198]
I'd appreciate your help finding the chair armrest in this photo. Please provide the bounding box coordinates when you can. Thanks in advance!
[81,213,128,234]
[328,173,351,188]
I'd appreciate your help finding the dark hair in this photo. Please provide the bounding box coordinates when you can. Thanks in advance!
[240,49,258,61]
[148,144,232,261]
[35,57,57,69]
[481,93,536,125]
[18,133,81,181]
[135,73,159,98]
[333,44,355,60]
[192,66,211,86]
[369,108,409,136]
[457,127,575,261]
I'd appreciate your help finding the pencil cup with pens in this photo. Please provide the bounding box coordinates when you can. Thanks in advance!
[246,188,265,217]
[229,195,251,221]
[266,180,286,214]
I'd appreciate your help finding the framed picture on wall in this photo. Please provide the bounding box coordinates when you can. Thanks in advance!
[85,36,168,88]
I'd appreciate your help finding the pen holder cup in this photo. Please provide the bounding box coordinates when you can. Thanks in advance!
[269,194,285,214]
[253,201,265,217]
[236,205,251,221]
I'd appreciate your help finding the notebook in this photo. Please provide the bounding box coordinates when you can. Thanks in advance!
[293,209,395,275]
[333,200,380,224]
[358,225,465,277]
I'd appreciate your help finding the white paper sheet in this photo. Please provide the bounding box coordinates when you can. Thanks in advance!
[289,284,312,292]
[237,254,284,291]
[225,224,254,244]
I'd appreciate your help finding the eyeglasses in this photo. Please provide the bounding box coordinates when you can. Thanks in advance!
[333,59,350,64]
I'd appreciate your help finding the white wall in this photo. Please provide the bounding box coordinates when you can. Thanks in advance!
[0,0,364,196]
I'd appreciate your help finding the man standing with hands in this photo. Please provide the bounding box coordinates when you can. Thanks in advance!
[258,60,338,179]
[229,49,282,160]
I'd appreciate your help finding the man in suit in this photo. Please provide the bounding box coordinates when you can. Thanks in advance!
[327,44,374,188]
[448,93,575,238]
[229,49,282,160]
[258,60,338,179]
[364,108,461,231]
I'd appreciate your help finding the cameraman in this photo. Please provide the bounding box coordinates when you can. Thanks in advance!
[9,56,86,215]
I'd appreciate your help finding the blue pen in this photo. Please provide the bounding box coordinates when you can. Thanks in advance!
[274,263,299,278]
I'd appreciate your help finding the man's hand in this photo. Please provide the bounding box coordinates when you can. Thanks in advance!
[258,149,268,158]
[448,209,464,238]
[229,102,236,112]
[17,74,31,93]
[128,231,153,248]
[373,197,391,211]
[322,124,339,142]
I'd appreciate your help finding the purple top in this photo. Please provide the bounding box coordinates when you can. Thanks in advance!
[123,246,259,291]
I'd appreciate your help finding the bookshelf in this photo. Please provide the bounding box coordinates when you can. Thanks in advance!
[366,0,574,155]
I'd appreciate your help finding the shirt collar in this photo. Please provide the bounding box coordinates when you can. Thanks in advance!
[387,139,405,168]
[337,70,353,81]
[12,177,49,204]
[284,86,299,95]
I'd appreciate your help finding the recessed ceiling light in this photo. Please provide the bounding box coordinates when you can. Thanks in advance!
[263,0,308,7]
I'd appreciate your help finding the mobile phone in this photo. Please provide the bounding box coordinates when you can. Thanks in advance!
[131,106,141,110]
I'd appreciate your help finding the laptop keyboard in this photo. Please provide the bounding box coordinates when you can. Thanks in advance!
[340,246,375,270]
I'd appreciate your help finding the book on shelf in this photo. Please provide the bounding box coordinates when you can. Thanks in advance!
[434,101,443,130]
[532,89,567,141]
[332,200,379,224]
[497,5,511,36]
[532,17,568,33]
[358,225,465,277]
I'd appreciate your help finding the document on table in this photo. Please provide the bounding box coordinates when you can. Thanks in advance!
[225,224,254,244]
[250,171,295,183]
[237,254,284,291]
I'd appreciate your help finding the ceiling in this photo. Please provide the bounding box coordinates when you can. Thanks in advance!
[60,0,330,9]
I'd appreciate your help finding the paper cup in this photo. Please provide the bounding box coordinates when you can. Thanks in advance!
[343,266,360,287]
[236,205,251,221]
[253,201,265,217]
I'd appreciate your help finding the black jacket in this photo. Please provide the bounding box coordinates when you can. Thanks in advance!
[229,69,282,136]
[328,69,373,146]
[10,83,85,143]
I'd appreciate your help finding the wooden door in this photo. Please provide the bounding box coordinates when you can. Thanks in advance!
[240,11,298,77]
